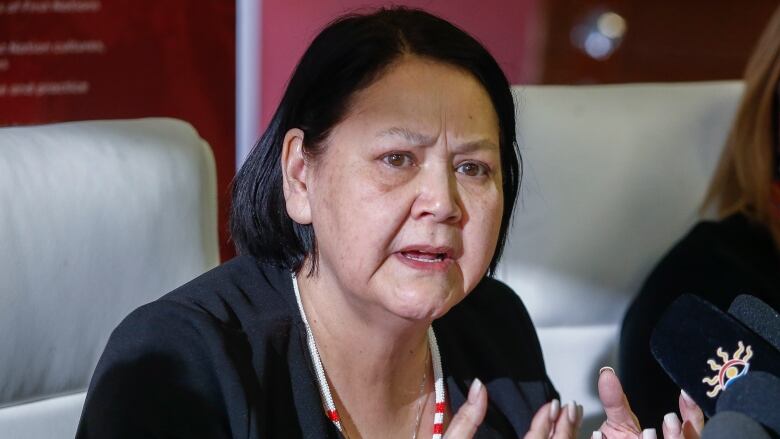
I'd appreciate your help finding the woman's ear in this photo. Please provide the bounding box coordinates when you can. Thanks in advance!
[281,128,312,225]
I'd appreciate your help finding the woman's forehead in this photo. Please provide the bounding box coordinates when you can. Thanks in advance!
[341,57,500,142]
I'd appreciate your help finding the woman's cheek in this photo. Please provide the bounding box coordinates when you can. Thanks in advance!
[464,186,503,261]
[352,166,415,229]
[369,164,417,192]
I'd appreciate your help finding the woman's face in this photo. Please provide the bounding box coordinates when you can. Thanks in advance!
[291,56,504,321]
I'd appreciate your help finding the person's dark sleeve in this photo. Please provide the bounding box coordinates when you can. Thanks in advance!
[619,244,711,431]
[509,286,559,401]
[76,300,251,438]
[484,278,560,401]
[620,281,681,430]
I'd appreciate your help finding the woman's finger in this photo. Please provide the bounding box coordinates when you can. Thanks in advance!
[678,391,704,438]
[522,400,557,439]
[597,367,641,431]
[662,412,683,439]
[443,378,488,439]
[550,401,582,439]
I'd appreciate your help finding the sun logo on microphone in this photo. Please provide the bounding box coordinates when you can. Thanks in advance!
[702,341,753,398]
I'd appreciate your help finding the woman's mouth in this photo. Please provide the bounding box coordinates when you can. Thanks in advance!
[396,247,454,271]
[401,251,446,262]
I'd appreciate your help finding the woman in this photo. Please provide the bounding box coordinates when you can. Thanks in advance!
[620,4,780,432]
[77,7,682,439]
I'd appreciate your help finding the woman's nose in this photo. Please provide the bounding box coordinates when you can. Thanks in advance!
[410,164,463,224]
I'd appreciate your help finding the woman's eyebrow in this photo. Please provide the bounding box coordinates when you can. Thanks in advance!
[375,126,498,151]
[375,126,435,145]
[454,139,499,153]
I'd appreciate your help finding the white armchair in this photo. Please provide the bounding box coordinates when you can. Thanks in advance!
[497,81,743,436]
[0,118,219,438]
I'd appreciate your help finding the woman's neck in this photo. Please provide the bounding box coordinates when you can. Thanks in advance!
[295,268,436,438]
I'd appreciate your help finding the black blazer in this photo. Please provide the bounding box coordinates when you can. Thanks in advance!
[77,255,557,438]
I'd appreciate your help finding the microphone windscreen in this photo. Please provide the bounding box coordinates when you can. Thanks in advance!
[729,295,780,352]
[650,294,780,416]
[716,371,780,437]
[701,411,772,439]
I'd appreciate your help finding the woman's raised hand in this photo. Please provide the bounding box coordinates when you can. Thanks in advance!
[523,399,583,439]
[593,368,705,439]
[443,379,488,438]
[444,379,583,438]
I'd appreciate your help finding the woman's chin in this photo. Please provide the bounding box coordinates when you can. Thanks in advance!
[383,284,464,322]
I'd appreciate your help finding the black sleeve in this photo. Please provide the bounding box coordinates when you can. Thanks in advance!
[471,277,559,399]
[76,300,250,439]
[435,277,558,437]
[619,232,720,430]
[484,277,559,400]
[619,265,686,431]
[504,282,559,401]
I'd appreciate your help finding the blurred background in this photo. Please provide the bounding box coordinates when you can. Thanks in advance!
[1,0,777,260]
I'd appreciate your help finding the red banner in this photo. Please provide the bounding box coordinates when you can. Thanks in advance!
[0,0,236,259]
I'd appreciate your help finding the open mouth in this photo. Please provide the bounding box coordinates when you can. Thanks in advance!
[396,246,455,271]
[401,251,447,263]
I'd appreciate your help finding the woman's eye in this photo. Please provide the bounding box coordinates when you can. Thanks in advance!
[382,153,414,168]
[456,162,488,177]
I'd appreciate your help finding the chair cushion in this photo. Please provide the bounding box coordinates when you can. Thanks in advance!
[499,81,742,326]
[0,118,219,407]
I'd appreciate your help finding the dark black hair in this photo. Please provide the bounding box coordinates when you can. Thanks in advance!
[230,7,521,276]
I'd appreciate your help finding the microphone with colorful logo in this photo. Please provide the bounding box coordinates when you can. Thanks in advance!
[649,294,780,438]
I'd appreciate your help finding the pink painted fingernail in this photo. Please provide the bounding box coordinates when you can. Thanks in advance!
[642,428,657,439]
[599,366,615,375]
[549,399,560,421]
[567,400,577,423]
[664,412,681,433]
[468,378,483,404]
[591,432,603,439]
[680,389,696,407]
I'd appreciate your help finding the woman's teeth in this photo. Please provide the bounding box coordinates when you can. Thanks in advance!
[403,252,445,262]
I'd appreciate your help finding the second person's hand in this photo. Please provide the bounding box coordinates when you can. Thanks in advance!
[592,367,704,439]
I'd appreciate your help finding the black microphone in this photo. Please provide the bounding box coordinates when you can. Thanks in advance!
[729,294,780,352]
[715,371,780,437]
[701,411,772,439]
[650,294,780,416]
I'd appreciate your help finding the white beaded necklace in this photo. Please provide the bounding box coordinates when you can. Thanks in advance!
[292,274,447,439]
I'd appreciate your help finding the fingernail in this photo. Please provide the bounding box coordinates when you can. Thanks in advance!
[642,428,657,439]
[567,400,577,423]
[468,378,483,404]
[549,398,560,421]
[591,432,603,439]
[680,389,696,407]
[577,404,584,427]
[599,366,615,375]
[664,412,681,433]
